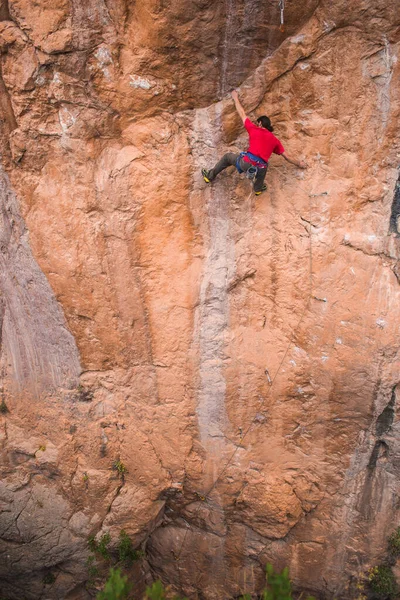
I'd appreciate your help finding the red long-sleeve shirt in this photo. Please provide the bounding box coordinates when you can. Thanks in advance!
[243,118,285,165]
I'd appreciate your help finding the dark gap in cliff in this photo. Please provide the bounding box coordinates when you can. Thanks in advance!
[0,0,11,20]
[393,262,400,285]
[389,170,400,234]
[360,440,389,518]
[0,62,17,134]
[367,440,389,470]
[376,385,397,437]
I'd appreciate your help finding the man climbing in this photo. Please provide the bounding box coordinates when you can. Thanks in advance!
[202,90,307,195]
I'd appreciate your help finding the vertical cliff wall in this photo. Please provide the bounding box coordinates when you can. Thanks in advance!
[0,1,400,598]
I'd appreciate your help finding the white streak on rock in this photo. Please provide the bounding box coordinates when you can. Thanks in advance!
[129,75,153,90]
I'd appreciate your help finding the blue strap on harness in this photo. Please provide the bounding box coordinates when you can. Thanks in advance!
[236,152,268,173]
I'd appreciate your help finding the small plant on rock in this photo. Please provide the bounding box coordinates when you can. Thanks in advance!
[112,459,127,480]
[76,384,94,402]
[88,532,112,560]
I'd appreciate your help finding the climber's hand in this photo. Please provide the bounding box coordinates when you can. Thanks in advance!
[231,90,238,100]
[282,153,307,169]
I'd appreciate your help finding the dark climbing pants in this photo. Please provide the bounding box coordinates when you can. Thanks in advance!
[207,152,268,193]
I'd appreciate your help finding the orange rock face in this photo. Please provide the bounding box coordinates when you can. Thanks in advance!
[0,0,400,598]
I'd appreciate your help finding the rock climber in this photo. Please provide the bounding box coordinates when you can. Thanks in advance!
[202,90,307,195]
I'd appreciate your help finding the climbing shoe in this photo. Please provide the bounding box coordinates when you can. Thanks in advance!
[255,184,267,196]
[202,168,211,183]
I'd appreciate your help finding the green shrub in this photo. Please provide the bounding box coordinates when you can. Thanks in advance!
[264,563,293,600]
[0,399,9,414]
[87,554,99,580]
[240,564,315,600]
[145,581,167,600]
[388,527,400,557]
[43,572,56,585]
[368,565,398,599]
[118,530,143,563]
[88,535,97,553]
[144,580,185,600]
[97,563,314,600]
[97,568,130,600]
[98,533,112,560]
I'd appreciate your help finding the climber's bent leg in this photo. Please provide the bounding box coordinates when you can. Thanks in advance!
[254,165,268,193]
[206,153,239,181]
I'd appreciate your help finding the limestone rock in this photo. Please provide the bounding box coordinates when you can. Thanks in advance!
[0,1,400,599]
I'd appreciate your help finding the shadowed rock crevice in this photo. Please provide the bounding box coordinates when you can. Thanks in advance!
[367,440,389,470]
[357,440,390,519]
[389,171,400,234]
[0,63,17,136]
[376,385,397,437]
[0,0,11,21]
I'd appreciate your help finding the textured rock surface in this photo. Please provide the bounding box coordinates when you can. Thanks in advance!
[0,0,400,598]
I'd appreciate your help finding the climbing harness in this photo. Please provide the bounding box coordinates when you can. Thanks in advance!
[279,0,285,32]
[236,151,268,177]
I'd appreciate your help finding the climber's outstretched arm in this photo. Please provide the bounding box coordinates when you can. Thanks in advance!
[282,153,307,169]
[232,90,248,124]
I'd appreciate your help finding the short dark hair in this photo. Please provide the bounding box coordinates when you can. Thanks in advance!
[257,116,273,132]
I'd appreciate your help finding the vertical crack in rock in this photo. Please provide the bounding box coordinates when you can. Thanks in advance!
[389,170,400,234]
[218,0,269,97]
[217,0,317,99]
[0,63,17,136]
[0,169,81,395]
[219,0,236,97]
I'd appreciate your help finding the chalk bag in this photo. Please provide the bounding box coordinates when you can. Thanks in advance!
[246,166,258,180]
